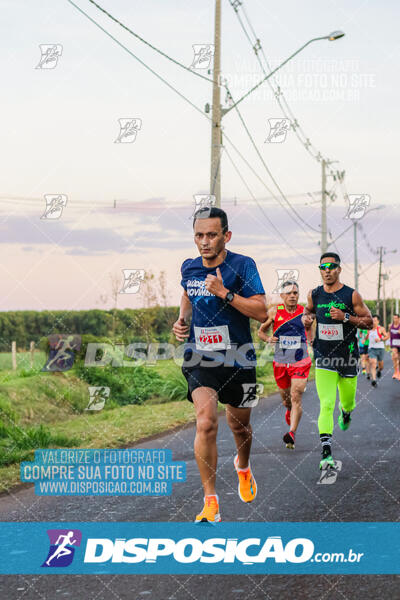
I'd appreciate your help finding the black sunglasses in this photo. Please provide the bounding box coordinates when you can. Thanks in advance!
[319,262,340,271]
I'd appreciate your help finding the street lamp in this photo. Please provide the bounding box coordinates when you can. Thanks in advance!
[210,21,345,205]
[328,30,345,41]
[222,31,346,115]
[377,246,397,326]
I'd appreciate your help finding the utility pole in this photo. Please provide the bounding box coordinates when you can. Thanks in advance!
[321,159,328,253]
[377,246,383,316]
[390,289,394,323]
[210,0,222,207]
[383,273,387,329]
[353,220,358,289]
[376,247,397,317]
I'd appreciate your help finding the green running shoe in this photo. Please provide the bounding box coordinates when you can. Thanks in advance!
[319,455,335,470]
[338,407,351,431]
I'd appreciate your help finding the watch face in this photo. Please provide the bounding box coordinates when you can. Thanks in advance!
[226,291,234,302]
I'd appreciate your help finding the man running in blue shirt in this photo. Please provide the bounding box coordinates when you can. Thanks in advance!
[173,207,267,523]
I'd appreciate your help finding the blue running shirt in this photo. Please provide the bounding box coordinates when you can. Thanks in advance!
[180,250,265,366]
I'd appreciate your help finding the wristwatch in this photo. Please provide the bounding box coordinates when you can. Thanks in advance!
[224,290,235,303]
[343,312,350,323]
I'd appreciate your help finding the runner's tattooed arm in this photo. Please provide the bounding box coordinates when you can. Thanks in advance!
[258,306,278,343]
[329,290,373,329]
[205,267,267,322]
[172,290,192,341]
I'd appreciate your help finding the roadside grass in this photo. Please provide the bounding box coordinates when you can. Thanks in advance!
[0,351,46,371]
[0,351,297,491]
[0,399,199,492]
[0,370,89,425]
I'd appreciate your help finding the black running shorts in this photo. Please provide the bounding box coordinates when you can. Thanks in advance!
[181,365,257,408]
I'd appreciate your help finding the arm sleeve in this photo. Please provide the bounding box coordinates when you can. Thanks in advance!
[240,258,265,298]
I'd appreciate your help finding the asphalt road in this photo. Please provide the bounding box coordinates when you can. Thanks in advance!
[0,358,399,599]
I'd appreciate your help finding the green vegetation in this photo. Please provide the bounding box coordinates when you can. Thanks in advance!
[0,306,178,352]
[0,302,321,491]
[0,356,194,488]
[0,343,283,491]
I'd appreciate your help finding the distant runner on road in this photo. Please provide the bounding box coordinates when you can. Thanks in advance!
[258,280,312,449]
[302,252,373,470]
[368,315,390,387]
[357,329,370,378]
[388,313,400,380]
[173,207,267,523]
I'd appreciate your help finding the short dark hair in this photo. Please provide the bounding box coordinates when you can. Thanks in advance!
[282,280,299,291]
[394,313,399,318]
[193,206,228,234]
[320,252,341,264]
[372,314,380,321]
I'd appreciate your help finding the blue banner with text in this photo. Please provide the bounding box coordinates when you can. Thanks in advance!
[0,522,398,574]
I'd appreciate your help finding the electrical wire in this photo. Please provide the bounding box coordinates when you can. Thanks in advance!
[66,0,210,120]
[223,146,316,261]
[224,84,321,238]
[229,0,340,178]
[66,0,319,261]
[87,0,215,83]
[358,222,379,257]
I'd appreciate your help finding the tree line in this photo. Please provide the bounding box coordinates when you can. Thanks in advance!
[0,307,178,351]
[0,299,388,353]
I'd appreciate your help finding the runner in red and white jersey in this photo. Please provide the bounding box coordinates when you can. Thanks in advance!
[258,280,312,449]
[368,315,390,387]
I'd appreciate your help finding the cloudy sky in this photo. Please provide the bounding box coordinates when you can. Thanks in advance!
[1,0,399,311]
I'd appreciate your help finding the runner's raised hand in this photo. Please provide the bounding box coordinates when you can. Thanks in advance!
[205,267,227,298]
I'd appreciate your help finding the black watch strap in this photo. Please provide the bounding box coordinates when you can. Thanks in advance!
[224,291,235,303]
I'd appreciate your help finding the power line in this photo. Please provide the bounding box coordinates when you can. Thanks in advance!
[67,0,318,261]
[229,0,337,174]
[327,230,351,273]
[358,222,379,257]
[359,259,379,277]
[87,0,215,84]
[223,146,315,262]
[360,266,379,284]
[224,84,321,238]
[66,0,209,120]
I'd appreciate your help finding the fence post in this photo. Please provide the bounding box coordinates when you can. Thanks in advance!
[12,341,17,371]
[30,341,35,368]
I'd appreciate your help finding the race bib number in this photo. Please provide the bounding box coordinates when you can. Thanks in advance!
[392,338,400,347]
[318,323,344,341]
[194,325,231,351]
[279,335,301,349]
[238,383,264,408]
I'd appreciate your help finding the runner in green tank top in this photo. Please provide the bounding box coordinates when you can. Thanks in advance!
[302,252,373,469]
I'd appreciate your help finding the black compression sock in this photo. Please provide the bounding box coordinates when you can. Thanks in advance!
[320,433,332,457]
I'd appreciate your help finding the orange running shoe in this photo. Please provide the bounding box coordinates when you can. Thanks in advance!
[233,455,257,503]
[195,495,221,523]
[394,371,400,380]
